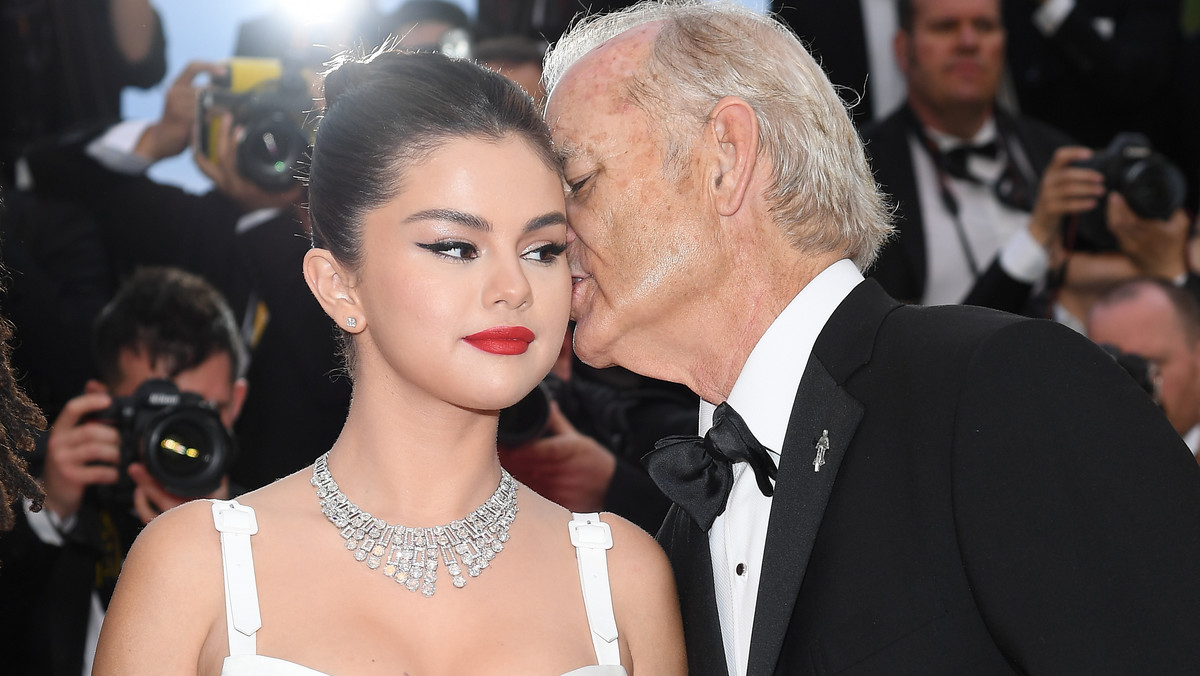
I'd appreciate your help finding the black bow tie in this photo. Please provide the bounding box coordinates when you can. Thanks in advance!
[941,141,1000,184]
[643,402,778,531]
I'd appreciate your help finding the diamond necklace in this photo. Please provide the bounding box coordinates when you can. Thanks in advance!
[310,451,518,597]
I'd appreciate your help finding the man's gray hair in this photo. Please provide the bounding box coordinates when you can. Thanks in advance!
[543,0,893,268]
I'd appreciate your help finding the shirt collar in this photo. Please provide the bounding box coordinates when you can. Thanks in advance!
[926,116,998,153]
[700,259,864,457]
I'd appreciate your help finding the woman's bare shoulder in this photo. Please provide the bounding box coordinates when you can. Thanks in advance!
[93,500,226,674]
[599,511,686,676]
[128,498,225,569]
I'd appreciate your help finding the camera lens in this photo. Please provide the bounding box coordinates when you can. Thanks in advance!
[1120,156,1187,221]
[237,111,308,193]
[143,407,232,496]
[154,419,213,475]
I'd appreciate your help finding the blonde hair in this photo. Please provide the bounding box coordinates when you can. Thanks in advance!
[544,0,892,268]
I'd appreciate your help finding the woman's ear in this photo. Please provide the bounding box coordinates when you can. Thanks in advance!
[706,96,760,217]
[303,248,365,333]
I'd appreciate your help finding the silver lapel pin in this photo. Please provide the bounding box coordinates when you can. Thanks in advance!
[813,429,829,472]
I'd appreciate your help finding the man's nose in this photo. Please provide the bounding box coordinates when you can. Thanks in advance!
[955,24,981,48]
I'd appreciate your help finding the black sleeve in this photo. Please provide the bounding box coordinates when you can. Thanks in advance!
[1045,0,1179,99]
[22,128,252,317]
[953,318,1200,672]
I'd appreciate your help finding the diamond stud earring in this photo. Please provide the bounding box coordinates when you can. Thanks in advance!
[346,317,357,328]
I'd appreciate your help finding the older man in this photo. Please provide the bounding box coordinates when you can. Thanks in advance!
[543,2,1200,674]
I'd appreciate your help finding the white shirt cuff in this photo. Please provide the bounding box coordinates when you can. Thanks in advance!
[1033,0,1075,35]
[22,498,76,546]
[85,119,155,175]
[999,226,1051,284]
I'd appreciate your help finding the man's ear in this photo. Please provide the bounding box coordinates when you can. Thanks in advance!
[303,248,365,333]
[223,378,249,428]
[706,96,760,217]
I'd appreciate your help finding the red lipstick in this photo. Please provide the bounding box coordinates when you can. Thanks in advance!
[463,326,536,355]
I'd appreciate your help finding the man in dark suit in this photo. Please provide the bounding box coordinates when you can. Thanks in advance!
[543,1,1200,673]
[863,0,1084,313]
[0,267,246,676]
[864,0,1193,318]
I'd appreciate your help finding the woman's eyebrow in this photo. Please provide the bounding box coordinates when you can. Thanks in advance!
[404,208,491,231]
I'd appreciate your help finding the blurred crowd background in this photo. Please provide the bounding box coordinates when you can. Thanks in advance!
[1,0,1199,674]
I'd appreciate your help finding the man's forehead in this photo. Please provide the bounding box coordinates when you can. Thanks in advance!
[548,22,660,109]
[546,22,661,157]
[913,0,1001,23]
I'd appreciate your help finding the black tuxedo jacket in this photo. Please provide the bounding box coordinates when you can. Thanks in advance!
[862,106,1071,314]
[659,280,1200,675]
[1003,0,1180,151]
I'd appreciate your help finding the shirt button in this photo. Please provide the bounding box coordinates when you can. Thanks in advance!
[736,563,746,576]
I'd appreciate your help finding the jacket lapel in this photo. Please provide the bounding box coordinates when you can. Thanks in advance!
[745,280,896,675]
[657,505,729,676]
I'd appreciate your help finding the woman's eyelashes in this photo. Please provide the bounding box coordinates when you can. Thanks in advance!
[417,240,566,264]
[524,242,567,263]
[417,240,479,261]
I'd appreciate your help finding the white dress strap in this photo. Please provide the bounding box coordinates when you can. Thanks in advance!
[569,512,620,666]
[211,499,262,658]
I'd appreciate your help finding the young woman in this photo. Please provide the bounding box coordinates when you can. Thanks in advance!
[93,51,685,675]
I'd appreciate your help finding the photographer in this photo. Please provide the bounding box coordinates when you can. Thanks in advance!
[865,0,1192,323]
[19,60,350,491]
[0,267,246,676]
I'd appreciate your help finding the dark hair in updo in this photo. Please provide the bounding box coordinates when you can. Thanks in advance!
[307,50,561,373]
[308,50,559,271]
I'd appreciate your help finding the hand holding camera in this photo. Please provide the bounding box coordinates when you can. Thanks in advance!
[134,61,226,163]
[192,111,302,214]
[42,385,121,521]
[193,57,313,203]
[1106,192,1190,280]
[1064,133,1188,252]
[43,379,234,524]
[1028,146,1106,248]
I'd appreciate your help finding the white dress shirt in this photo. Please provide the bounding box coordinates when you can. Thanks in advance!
[909,119,1049,306]
[703,259,864,676]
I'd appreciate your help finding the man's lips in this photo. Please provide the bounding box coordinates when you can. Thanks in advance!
[463,326,536,355]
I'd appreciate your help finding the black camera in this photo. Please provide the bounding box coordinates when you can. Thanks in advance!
[196,58,313,193]
[1067,132,1188,251]
[498,374,565,447]
[83,379,235,498]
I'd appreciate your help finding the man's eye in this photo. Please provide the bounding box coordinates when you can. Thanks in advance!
[524,242,567,263]
[418,241,478,260]
[566,175,592,196]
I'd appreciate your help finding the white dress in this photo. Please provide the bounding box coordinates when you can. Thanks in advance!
[211,501,628,675]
